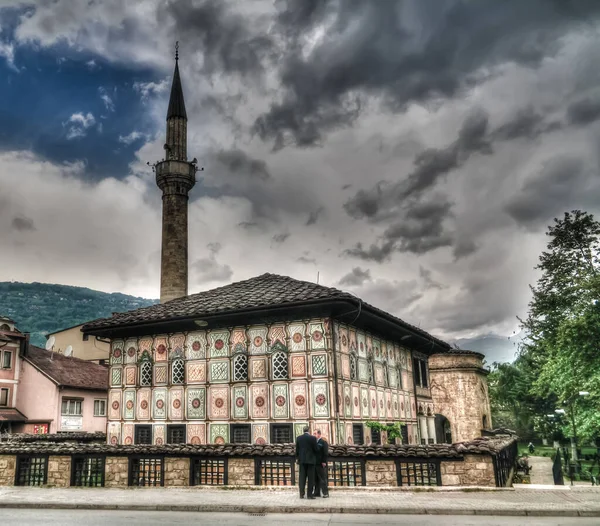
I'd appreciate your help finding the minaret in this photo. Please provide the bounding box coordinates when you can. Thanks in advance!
[154,43,199,303]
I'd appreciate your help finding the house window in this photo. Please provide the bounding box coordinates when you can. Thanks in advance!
[2,350,12,369]
[233,354,248,381]
[171,358,185,384]
[134,424,152,445]
[83,333,89,341]
[367,360,374,385]
[140,362,152,386]
[270,424,293,444]
[352,424,364,445]
[371,427,381,445]
[413,357,429,388]
[383,364,389,387]
[0,388,8,406]
[61,399,82,416]
[271,352,288,380]
[350,354,358,381]
[167,424,186,444]
[93,400,106,417]
[397,367,403,389]
[230,424,251,444]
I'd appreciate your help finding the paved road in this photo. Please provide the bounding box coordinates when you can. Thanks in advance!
[529,455,556,485]
[1,510,598,526]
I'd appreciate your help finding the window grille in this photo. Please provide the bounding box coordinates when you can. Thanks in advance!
[255,458,295,486]
[328,459,365,486]
[312,354,327,375]
[71,456,105,487]
[233,354,248,381]
[272,351,288,380]
[231,424,251,444]
[61,399,82,416]
[350,354,357,380]
[135,424,152,445]
[129,457,163,487]
[167,425,186,444]
[2,350,12,369]
[15,455,47,486]
[396,459,441,486]
[140,362,152,386]
[401,425,409,444]
[371,427,381,445]
[271,424,293,444]
[413,357,429,388]
[352,424,364,445]
[368,360,374,385]
[191,458,227,486]
[171,358,185,384]
[94,400,106,416]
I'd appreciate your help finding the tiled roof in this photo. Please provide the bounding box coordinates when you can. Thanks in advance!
[25,346,108,391]
[0,432,106,443]
[0,408,27,422]
[82,273,449,348]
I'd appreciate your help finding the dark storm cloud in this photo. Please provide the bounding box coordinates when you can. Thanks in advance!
[272,232,290,244]
[214,149,271,180]
[192,256,233,283]
[306,206,323,226]
[11,215,36,232]
[338,266,371,287]
[567,94,600,126]
[343,241,396,264]
[297,255,317,264]
[419,266,443,290]
[491,106,556,141]
[255,0,600,148]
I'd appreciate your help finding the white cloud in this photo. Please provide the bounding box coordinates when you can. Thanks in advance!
[133,79,169,100]
[98,87,114,111]
[118,131,145,145]
[64,112,96,140]
[0,40,17,71]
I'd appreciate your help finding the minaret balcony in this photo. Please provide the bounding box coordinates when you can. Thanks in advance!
[155,159,196,194]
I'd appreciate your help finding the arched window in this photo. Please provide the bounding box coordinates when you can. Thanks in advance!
[368,359,374,385]
[272,351,288,380]
[171,358,185,384]
[350,353,358,381]
[140,361,152,387]
[397,367,402,389]
[0,324,10,331]
[233,354,248,381]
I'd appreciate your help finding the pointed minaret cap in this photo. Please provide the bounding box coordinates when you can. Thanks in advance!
[167,41,187,120]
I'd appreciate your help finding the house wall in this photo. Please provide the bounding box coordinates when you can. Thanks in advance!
[0,340,20,408]
[49,326,109,363]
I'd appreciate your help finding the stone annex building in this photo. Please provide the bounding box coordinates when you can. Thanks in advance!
[82,50,492,450]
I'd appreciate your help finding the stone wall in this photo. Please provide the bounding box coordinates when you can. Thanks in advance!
[104,456,129,487]
[165,457,190,486]
[440,455,495,487]
[47,456,71,487]
[0,455,15,485]
[228,458,254,485]
[365,459,397,486]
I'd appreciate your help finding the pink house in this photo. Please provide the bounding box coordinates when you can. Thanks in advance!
[0,317,108,435]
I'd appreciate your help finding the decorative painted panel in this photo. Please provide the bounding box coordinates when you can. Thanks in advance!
[209,330,229,357]
[357,331,366,357]
[294,423,308,440]
[122,423,134,445]
[139,337,153,356]
[248,326,268,354]
[345,423,353,445]
[375,364,384,386]
[309,322,326,350]
[208,386,229,420]
[108,390,121,420]
[110,340,123,365]
[311,354,327,376]
[188,423,206,445]
[291,382,308,419]
[252,424,268,444]
[232,385,247,419]
[349,329,357,354]
[312,381,329,418]
[272,384,288,419]
[392,393,399,419]
[288,323,306,351]
[366,334,373,357]
[153,424,165,445]
[123,390,136,420]
[377,389,385,419]
[358,359,368,382]
[369,387,378,418]
[314,422,330,441]
[360,386,369,418]
[339,325,348,353]
[290,354,306,377]
[169,387,184,420]
[269,324,286,347]
[107,422,120,445]
[250,357,267,380]
[210,423,229,444]
[123,366,135,386]
[341,354,350,379]
[110,366,122,387]
[210,360,229,383]
[186,387,206,420]
[386,391,393,419]
[343,384,352,418]
[250,383,269,419]
[231,327,247,354]
[186,331,207,359]
[169,333,185,357]
[186,360,206,383]
[152,388,167,420]
[125,339,138,364]
[352,385,361,418]
[153,364,167,385]
[154,335,168,362]
[137,388,151,420]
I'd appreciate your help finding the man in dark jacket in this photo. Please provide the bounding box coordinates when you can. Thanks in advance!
[312,429,329,498]
[295,426,318,499]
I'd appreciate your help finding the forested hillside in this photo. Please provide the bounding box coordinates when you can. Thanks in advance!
[0,282,157,346]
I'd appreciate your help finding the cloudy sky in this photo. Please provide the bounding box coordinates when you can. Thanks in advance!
[2,0,600,342]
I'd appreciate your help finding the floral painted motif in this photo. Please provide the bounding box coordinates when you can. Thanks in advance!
[236,397,244,408]
[275,395,286,407]
[112,401,119,410]
[316,394,326,406]
[295,395,305,406]
[255,396,265,407]
[293,332,303,343]
[172,399,181,409]
[354,396,359,407]
[215,398,224,408]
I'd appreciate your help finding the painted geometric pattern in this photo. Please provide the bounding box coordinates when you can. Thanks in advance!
[338,323,348,353]
[251,384,269,419]
[125,339,138,364]
[154,336,168,362]
[344,384,352,418]
[232,385,247,419]
[336,422,345,445]
[291,354,306,378]
[169,387,184,420]
[291,382,308,419]
[252,424,268,445]
[209,330,229,358]
[186,361,206,383]
[341,354,350,379]
[108,390,121,420]
[110,341,123,365]
[152,388,167,420]
[210,360,229,382]
[124,366,136,386]
[377,390,385,418]
[288,323,306,351]
[209,386,229,420]
[314,422,330,441]
[349,329,357,353]
[188,424,206,445]
[138,337,152,355]
[153,424,165,445]
[137,389,151,420]
[210,423,229,444]
[186,331,207,360]
[309,322,326,350]
[186,388,206,420]
[312,381,329,418]
[366,334,373,357]
[122,424,134,445]
[123,390,136,420]
[358,360,368,382]
[251,358,266,380]
[111,367,122,387]
[369,388,378,418]
[272,384,288,419]
[169,333,185,357]
[357,331,366,357]
[360,386,369,418]
[248,327,268,354]
[231,328,247,353]
[392,393,399,419]
[386,391,393,419]
[294,423,308,440]
[350,385,360,418]
[154,364,167,385]
[268,324,286,347]
[345,423,354,445]
[375,365,384,386]
[107,422,120,445]
[311,354,327,376]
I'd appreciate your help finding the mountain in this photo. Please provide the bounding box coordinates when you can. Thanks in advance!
[0,282,158,347]
[450,333,524,364]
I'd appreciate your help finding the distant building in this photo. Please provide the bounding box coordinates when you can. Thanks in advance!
[46,323,110,364]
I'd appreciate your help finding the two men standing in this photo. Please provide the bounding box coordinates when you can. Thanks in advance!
[295,427,329,499]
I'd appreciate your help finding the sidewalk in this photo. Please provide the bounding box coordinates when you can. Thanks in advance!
[1,486,600,517]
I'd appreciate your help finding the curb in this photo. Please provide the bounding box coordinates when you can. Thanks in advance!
[0,502,598,517]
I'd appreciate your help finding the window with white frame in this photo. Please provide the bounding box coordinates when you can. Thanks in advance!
[2,350,12,369]
[61,399,82,416]
[171,358,185,384]
[94,399,106,417]
[272,351,288,380]
[350,354,358,381]
[140,361,152,386]
[233,354,248,381]
[0,388,8,406]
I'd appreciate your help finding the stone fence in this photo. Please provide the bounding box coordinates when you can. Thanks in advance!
[0,435,516,489]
